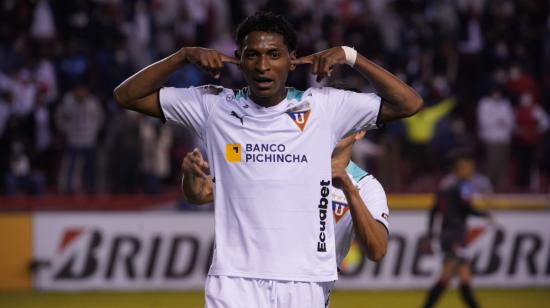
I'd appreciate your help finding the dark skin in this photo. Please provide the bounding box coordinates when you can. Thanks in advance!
[180,148,211,205]
[114,31,422,121]
[237,32,296,107]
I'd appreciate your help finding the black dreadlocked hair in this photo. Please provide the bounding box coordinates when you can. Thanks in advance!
[235,12,297,52]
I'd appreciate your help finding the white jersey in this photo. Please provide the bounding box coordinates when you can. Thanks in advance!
[160,85,381,282]
[332,162,389,266]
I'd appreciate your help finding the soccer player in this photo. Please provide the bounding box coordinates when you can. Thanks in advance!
[114,11,420,308]
[422,152,494,308]
[181,130,390,307]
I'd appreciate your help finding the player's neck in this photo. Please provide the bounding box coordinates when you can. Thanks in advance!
[249,89,287,108]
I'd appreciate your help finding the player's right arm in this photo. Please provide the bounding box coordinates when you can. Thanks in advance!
[427,193,440,239]
[420,194,441,254]
[113,48,238,117]
[333,168,388,262]
[181,149,213,205]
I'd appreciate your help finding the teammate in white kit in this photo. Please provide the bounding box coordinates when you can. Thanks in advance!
[114,11,420,308]
[182,130,390,307]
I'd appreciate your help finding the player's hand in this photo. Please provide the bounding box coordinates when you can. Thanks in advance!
[183,47,239,79]
[331,162,352,190]
[181,148,209,179]
[292,47,347,82]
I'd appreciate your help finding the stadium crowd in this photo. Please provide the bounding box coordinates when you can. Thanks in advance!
[0,0,549,196]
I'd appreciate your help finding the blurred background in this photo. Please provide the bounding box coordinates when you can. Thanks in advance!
[0,0,549,307]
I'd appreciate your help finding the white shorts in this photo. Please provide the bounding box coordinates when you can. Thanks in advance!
[204,275,333,308]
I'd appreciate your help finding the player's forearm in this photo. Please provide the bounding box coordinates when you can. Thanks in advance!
[114,48,188,108]
[353,54,423,121]
[341,180,388,262]
[468,204,489,218]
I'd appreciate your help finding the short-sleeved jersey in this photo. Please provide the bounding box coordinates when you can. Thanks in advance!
[430,176,489,239]
[332,161,389,266]
[160,85,381,282]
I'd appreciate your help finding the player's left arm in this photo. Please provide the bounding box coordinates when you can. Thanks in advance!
[333,169,388,262]
[293,47,423,123]
[461,184,496,225]
[459,183,491,219]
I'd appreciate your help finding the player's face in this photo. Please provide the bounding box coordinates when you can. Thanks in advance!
[238,31,296,107]
[455,159,475,180]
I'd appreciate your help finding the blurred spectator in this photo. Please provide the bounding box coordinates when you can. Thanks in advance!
[513,92,550,190]
[4,140,45,196]
[57,42,89,93]
[55,84,104,194]
[1,0,549,195]
[124,0,153,71]
[10,69,37,117]
[351,134,384,171]
[402,97,456,182]
[140,118,173,195]
[505,63,540,103]
[477,87,515,191]
[34,45,58,104]
[29,0,55,41]
[106,110,142,194]
[0,90,14,184]
[374,123,404,191]
[433,116,476,171]
[0,90,10,138]
[31,88,55,184]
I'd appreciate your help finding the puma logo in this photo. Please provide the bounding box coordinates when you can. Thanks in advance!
[230,111,244,125]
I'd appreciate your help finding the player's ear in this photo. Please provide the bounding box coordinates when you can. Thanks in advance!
[289,50,297,71]
[234,50,241,69]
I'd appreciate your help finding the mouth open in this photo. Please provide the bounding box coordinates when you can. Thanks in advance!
[253,76,274,89]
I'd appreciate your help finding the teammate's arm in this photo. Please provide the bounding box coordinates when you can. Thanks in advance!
[181,149,213,205]
[333,168,388,262]
[113,48,238,117]
[293,47,423,123]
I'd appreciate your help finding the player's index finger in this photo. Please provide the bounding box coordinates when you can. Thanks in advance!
[292,55,314,65]
[192,149,203,160]
[193,164,208,178]
[220,54,239,65]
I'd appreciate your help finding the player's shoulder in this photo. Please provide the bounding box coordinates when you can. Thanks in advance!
[162,84,232,100]
[307,86,380,107]
[344,161,386,195]
[195,85,237,111]
[357,174,385,195]
[194,85,233,97]
[439,174,459,190]
[307,86,348,98]
[458,180,474,193]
